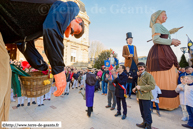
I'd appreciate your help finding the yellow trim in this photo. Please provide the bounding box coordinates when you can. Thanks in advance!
[127,45,130,54]
[127,45,135,57]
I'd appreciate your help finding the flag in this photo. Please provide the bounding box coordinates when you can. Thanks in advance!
[104,60,110,67]
[187,37,193,53]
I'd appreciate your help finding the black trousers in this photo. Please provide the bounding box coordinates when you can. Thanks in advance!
[139,99,152,124]
[116,97,127,115]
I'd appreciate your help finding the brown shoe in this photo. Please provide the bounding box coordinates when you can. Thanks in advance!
[105,105,111,108]
[136,122,146,128]
[110,107,115,110]
[105,94,107,96]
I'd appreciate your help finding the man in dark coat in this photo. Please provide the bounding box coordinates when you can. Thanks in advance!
[113,65,128,120]
[105,69,116,110]
[85,68,97,117]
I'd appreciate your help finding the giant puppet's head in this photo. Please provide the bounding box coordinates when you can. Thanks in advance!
[110,52,114,58]
[65,17,85,38]
[126,32,133,45]
[150,10,166,28]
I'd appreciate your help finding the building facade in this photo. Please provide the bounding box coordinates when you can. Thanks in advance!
[8,0,90,69]
[138,56,147,64]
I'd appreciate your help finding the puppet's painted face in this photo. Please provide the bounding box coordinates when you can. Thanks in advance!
[127,38,133,45]
[71,18,83,34]
[158,12,167,23]
[65,18,83,38]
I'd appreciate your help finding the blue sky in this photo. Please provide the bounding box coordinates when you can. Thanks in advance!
[81,0,193,62]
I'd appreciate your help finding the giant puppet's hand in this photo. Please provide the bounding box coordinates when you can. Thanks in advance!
[53,71,67,97]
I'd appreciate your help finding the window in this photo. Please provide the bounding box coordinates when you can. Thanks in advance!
[71,49,76,62]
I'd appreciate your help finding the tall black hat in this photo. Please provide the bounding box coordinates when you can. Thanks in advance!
[126,32,133,40]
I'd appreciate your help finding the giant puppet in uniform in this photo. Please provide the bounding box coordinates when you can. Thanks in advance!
[107,52,119,68]
[146,10,181,110]
[0,0,84,123]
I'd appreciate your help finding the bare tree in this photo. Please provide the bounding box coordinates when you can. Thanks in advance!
[89,41,105,59]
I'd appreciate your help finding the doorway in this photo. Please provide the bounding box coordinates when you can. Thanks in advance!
[5,43,17,60]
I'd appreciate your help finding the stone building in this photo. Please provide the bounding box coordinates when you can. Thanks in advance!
[138,56,147,64]
[7,0,90,69]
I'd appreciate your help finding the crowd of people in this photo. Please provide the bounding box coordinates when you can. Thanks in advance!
[9,59,193,129]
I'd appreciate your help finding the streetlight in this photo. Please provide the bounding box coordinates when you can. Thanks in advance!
[180,47,188,54]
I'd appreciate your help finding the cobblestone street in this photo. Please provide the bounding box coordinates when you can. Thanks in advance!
[9,88,187,129]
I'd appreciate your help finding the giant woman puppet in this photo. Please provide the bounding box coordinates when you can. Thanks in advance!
[146,10,181,110]
[0,0,84,122]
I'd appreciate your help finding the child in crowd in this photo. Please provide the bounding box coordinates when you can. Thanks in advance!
[27,68,37,105]
[64,67,71,95]
[17,68,29,107]
[182,75,193,128]
[17,96,25,107]
[27,98,36,106]
[51,78,56,94]
[151,85,162,117]
[37,95,44,107]
[45,77,53,101]
[44,90,51,101]
[72,70,79,89]
[125,67,133,99]
[175,76,188,121]
[78,72,83,88]
[79,71,84,90]
[95,76,100,91]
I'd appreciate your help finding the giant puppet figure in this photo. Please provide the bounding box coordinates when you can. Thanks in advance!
[0,0,84,123]
[146,10,181,110]
[107,52,119,71]
[122,32,138,85]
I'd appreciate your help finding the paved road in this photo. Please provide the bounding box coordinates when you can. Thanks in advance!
[9,88,187,129]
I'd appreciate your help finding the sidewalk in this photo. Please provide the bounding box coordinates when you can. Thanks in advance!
[9,88,186,129]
